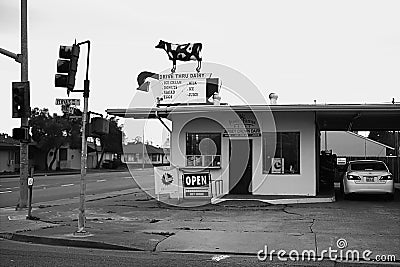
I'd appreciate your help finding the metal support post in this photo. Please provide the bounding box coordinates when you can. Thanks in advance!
[26,167,39,220]
[0,0,30,210]
[395,131,399,183]
[26,167,34,219]
[76,40,90,234]
[18,0,29,209]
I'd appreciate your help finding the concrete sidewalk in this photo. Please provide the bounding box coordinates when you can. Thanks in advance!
[1,188,399,265]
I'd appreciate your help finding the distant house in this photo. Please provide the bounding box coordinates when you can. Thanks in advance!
[28,143,81,171]
[0,134,19,173]
[122,143,169,167]
[320,131,394,157]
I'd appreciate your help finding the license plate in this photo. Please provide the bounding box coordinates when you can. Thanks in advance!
[366,177,375,182]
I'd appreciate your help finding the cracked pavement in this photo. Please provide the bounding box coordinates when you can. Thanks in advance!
[0,188,399,264]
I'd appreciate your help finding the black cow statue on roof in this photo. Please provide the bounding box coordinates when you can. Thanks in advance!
[155,40,202,73]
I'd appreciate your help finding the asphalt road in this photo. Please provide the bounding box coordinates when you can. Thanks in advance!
[0,239,355,267]
[0,169,154,208]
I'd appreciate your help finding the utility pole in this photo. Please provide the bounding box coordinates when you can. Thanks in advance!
[19,0,29,209]
[0,0,30,209]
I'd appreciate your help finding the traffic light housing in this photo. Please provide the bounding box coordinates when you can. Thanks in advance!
[91,117,110,135]
[12,127,29,141]
[55,44,80,95]
[12,81,30,118]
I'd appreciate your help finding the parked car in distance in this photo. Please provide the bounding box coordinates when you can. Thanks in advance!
[341,160,394,200]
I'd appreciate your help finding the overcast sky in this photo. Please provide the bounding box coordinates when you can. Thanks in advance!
[1,0,399,143]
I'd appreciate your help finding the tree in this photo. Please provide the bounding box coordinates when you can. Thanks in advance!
[91,117,123,168]
[29,108,81,170]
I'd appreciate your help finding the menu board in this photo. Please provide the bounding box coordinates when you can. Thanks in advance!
[159,72,212,104]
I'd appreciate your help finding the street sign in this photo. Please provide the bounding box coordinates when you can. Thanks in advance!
[61,104,77,114]
[55,98,80,106]
[159,72,212,104]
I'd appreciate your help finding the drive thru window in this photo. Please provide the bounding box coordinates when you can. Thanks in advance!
[186,133,221,167]
[262,132,300,174]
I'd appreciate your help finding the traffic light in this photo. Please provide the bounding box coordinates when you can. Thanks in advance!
[91,117,110,135]
[12,127,29,141]
[12,81,30,118]
[55,44,80,95]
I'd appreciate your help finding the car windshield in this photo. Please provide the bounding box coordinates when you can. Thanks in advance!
[349,162,387,171]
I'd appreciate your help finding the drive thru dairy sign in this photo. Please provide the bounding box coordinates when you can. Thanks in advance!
[160,72,212,104]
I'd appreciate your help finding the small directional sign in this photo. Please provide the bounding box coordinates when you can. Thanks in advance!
[61,104,77,114]
[55,98,80,106]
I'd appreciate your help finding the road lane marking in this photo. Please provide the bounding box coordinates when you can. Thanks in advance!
[122,176,133,179]
[96,179,106,182]
[0,191,12,194]
[61,184,74,187]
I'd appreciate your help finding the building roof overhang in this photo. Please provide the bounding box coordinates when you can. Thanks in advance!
[106,104,400,131]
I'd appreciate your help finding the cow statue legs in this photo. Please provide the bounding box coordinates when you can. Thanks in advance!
[196,60,202,73]
[171,60,176,73]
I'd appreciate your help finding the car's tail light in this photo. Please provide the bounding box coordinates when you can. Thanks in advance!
[347,174,361,180]
[379,175,392,180]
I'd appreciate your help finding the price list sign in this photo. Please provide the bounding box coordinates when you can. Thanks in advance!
[159,72,212,104]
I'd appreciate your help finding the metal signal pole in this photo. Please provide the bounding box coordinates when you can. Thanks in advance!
[0,0,29,209]
[75,40,91,234]
[19,0,29,209]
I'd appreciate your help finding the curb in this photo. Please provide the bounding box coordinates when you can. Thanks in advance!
[0,232,142,252]
[0,169,129,179]
[0,233,399,266]
[1,233,398,265]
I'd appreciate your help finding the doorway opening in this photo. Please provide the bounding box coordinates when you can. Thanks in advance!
[229,139,252,194]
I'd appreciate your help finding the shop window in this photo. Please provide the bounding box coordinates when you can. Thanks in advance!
[186,133,221,167]
[263,132,300,174]
[125,154,134,162]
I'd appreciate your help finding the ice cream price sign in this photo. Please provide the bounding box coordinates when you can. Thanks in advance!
[159,72,212,104]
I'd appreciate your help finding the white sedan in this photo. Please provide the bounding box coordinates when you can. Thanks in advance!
[341,160,394,200]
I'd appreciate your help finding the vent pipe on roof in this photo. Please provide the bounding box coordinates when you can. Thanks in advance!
[213,92,221,105]
[269,93,278,105]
